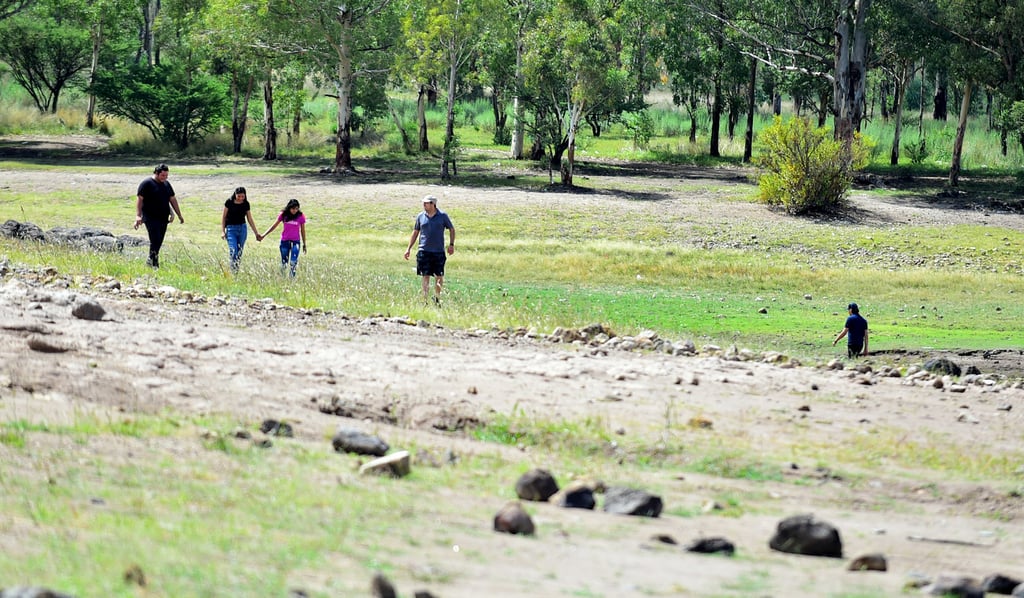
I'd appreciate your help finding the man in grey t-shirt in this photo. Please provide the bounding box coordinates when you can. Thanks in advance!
[404,195,456,303]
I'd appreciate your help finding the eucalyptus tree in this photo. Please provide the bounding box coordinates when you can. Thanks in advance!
[266,0,399,174]
[198,0,308,157]
[663,0,747,157]
[505,0,542,159]
[871,0,941,165]
[80,0,137,127]
[474,2,520,147]
[914,0,1024,185]
[403,0,495,178]
[0,0,92,112]
[689,0,872,154]
[521,0,630,186]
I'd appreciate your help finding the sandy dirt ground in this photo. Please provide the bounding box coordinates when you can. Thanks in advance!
[2,137,1024,596]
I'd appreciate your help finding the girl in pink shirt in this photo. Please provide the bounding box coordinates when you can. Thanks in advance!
[261,199,307,276]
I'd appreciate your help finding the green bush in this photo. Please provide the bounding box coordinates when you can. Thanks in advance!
[754,116,853,215]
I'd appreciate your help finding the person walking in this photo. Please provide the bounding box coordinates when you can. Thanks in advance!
[221,186,262,274]
[833,302,869,357]
[134,163,184,268]
[403,195,455,304]
[261,199,306,277]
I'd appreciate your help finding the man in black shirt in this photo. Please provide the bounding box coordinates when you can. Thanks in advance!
[134,163,184,268]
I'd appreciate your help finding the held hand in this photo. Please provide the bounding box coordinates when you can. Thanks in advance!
[256,234,262,242]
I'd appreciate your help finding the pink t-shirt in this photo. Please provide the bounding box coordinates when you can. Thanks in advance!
[277,213,306,241]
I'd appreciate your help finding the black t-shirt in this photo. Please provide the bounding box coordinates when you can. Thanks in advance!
[224,199,251,225]
[137,177,175,220]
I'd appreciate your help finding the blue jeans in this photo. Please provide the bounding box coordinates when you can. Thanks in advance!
[280,240,300,276]
[225,224,247,272]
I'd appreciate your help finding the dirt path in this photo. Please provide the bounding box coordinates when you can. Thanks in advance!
[1,267,1022,597]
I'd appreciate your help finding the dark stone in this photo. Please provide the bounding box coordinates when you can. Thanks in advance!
[603,486,662,517]
[847,553,887,571]
[557,486,595,510]
[0,588,76,598]
[925,575,984,597]
[768,514,843,558]
[260,419,294,437]
[493,501,535,535]
[515,468,559,502]
[923,357,961,377]
[370,573,397,598]
[71,298,106,321]
[331,427,388,456]
[686,537,735,556]
[0,220,45,242]
[983,573,1024,594]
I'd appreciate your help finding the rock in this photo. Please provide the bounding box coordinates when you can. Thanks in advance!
[493,501,535,535]
[71,298,106,321]
[603,486,662,517]
[1013,582,1024,597]
[0,589,76,598]
[983,573,1023,594]
[847,553,887,571]
[552,480,600,510]
[515,468,559,502]
[370,572,397,598]
[924,358,962,377]
[260,419,294,437]
[26,335,70,353]
[331,427,389,456]
[686,537,735,556]
[922,575,984,597]
[768,514,843,558]
[359,451,411,477]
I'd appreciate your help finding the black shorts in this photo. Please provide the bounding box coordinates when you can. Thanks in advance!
[847,343,863,358]
[416,250,446,276]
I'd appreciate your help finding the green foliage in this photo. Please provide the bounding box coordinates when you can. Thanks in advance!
[903,136,930,165]
[754,116,852,215]
[621,109,654,149]
[0,3,92,113]
[91,61,229,149]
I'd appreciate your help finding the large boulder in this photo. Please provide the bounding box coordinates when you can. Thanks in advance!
[768,514,842,558]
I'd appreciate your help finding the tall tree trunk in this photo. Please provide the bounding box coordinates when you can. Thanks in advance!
[879,79,889,120]
[773,92,781,115]
[263,76,277,160]
[143,0,159,66]
[561,101,584,186]
[833,0,871,151]
[743,58,756,163]
[387,97,412,153]
[948,81,972,188]
[933,69,947,121]
[510,36,525,159]
[890,64,908,165]
[86,22,101,128]
[232,74,254,154]
[332,16,356,174]
[441,58,458,180]
[417,85,429,152]
[491,92,506,144]
[710,79,722,157]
